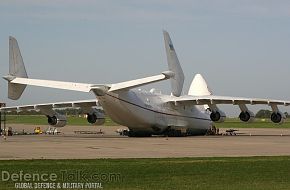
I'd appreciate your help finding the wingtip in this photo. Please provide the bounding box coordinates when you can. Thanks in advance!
[3,75,16,82]
[163,30,168,35]
[9,36,16,41]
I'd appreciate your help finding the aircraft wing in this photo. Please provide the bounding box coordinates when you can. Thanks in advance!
[168,95,290,106]
[0,99,100,113]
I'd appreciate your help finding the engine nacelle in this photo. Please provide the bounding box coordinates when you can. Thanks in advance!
[210,110,226,123]
[239,110,255,123]
[87,110,105,125]
[47,114,67,128]
[270,111,286,124]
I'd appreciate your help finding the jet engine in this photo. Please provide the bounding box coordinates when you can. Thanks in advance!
[46,114,67,128]
[270,111,286,124]
[86,110,105,125]
[239,110,255,123]
[210,109,226,123]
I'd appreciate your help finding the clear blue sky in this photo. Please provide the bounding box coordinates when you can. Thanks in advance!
[1,0,290,116]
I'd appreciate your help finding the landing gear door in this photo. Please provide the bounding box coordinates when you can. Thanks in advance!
[155,111,167,127]
[154,99,167,127]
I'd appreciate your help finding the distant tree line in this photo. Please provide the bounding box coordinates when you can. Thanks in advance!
[255,109,289,118]
[5,110,41,115]
[5,108,94,116]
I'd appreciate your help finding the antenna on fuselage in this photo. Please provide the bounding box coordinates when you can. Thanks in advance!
[163,30,184,97]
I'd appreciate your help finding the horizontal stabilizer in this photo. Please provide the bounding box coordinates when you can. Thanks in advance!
[5,76,94,92]
[4,36,173,99]
[108,71,173,92]
[5,71,173,96]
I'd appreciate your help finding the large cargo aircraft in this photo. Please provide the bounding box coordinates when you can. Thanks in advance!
[2,31,290,136]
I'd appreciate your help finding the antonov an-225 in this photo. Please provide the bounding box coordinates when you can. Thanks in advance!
[2,31,290,137]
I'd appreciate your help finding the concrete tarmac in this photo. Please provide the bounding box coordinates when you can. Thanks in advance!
[0,124,290,160]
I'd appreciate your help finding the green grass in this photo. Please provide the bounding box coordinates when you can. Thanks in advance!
[4,115,290,128]
[215,118,290,128]
[0,157,290,190]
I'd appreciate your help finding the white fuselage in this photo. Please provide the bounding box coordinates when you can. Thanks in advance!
[97,89,212,135]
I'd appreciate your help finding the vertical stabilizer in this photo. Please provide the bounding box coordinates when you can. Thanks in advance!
[6,37,28,100]
[163,31,184,97]
[188,74,212,96]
